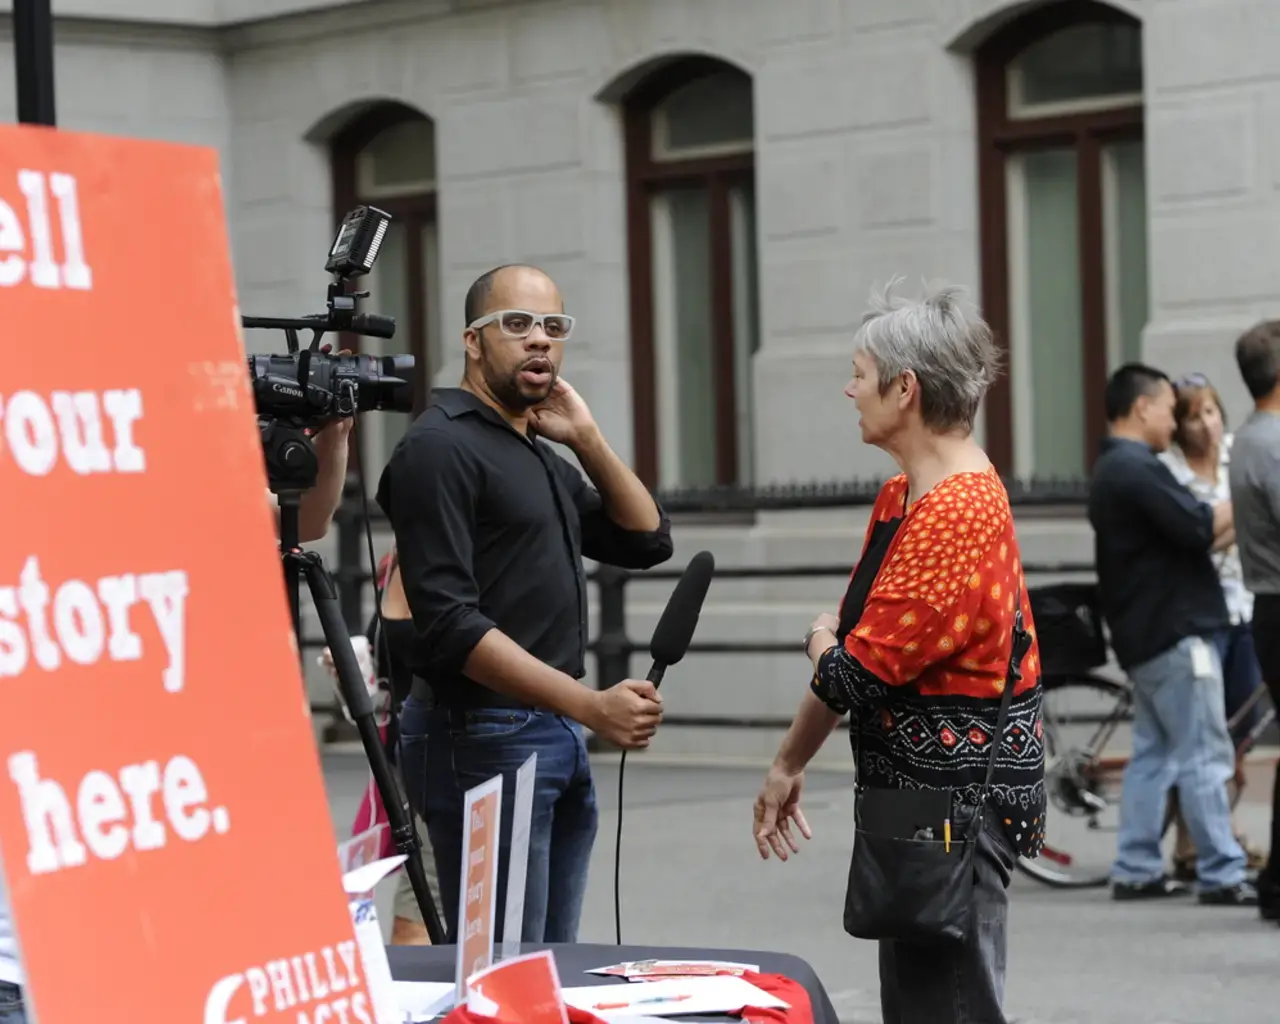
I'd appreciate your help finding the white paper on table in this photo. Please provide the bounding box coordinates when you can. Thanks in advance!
[343,855,408,896]
[344,856,409,1024]
[585,960,760,981]
[394,981,456,1022]
[604,1017,671,1024]
[560,976,788,1019]
[501,752,537,960]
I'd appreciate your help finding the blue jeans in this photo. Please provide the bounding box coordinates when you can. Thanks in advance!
[0,983,25,1024]
[398,697,598,944]
[1214,623,1264,745]
[1112,635,1246,890]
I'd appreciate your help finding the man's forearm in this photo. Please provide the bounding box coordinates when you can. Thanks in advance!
[298,431,350,542]
[775,691,841,773]
[572,428,661,531]
[462,629,600,725]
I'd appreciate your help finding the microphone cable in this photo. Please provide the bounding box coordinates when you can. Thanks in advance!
[614,748,628,945]
[609,550,716,948]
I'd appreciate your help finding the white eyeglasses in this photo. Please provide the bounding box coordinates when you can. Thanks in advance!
[468,309,575,341]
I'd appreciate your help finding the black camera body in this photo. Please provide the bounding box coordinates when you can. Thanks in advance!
[248,348,414,429]
[241,205,415,494]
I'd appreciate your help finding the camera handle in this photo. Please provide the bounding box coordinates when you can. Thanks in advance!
[277,494,446,946]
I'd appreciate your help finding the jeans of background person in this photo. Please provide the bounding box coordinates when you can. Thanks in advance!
[1249,595,1280,897]
[0,984,24,1024]
[1112,636,1245,890]
[878,819,1015,1024]
[1214,623,1265,745]
[398,697,598,944]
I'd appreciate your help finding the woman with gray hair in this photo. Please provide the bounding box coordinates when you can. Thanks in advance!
[752,281,1046,1023]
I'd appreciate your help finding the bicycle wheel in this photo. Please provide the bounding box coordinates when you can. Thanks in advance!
[1017,673,1131,889]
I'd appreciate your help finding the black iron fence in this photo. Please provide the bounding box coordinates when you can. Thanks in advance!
[301,476,1097,729]
[587,559,1097,730]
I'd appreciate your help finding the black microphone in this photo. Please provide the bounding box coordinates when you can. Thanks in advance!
[645,550,715,687]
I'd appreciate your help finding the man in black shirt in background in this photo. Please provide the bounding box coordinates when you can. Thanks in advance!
[1090,363,1255,905]
[377,264,674,944]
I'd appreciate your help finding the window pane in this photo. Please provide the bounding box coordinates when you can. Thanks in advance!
[653,69,753,159]
[356,118,436,196]
[360,219,411,476]
[1007,148,1085,479]
[1102,139,1148,371]
[651,188,716,490]
[1010,22,1142,116]
[729,181,759,486]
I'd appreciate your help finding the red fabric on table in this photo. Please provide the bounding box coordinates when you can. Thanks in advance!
[739,971,815,1024]
[439,971,815,1024]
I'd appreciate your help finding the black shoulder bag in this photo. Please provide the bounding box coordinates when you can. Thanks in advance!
[842,589,1030,947]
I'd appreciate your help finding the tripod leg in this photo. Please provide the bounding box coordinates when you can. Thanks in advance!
[296,551,447,946]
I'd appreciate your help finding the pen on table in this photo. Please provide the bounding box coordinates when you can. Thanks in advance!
[593,994,693,1011]
[943,817,951,853]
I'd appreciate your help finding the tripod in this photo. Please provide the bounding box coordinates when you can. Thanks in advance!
[275,482,446,946]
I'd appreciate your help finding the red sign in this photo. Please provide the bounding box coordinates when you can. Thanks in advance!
[456,775,502,1000]
[467,950,568,1024]
[0,125,368,1023]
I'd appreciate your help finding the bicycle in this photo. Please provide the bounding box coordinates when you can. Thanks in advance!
[1016,582,1276,889]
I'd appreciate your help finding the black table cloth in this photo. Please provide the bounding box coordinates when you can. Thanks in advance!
[386,943,838,1024]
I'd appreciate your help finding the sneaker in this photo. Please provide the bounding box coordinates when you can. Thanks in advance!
[1113,877,1190,900]
[1198,881,1259,906]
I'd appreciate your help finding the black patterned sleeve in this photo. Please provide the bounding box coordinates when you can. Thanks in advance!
[810,645,886,718]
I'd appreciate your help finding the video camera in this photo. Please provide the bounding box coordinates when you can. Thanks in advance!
[241,206,416,494]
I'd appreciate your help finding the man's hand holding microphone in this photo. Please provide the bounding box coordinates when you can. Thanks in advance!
[587,549,716,751]
[588,680,664,749]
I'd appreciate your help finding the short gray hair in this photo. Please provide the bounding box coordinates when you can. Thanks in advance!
[853,278,1002,433]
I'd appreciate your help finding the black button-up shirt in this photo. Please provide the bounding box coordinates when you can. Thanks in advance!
[375,388,674,709]
[1089,436,1229,670]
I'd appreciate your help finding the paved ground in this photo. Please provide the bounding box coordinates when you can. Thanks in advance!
[320,751,1277,1024]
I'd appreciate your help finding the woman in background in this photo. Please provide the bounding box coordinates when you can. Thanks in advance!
[1161,373,1269,877]
[327,545,439,944]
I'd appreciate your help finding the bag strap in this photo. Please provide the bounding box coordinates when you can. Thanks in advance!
[977,585,1031,802]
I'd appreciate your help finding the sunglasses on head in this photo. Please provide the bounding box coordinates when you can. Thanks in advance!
[1174,372,1209,389]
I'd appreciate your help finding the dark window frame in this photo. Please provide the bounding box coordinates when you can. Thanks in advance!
[329,102,438,438]
[975,0,1143,475]
[623,58,755,489]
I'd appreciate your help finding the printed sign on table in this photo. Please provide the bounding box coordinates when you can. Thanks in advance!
[339,822,390,875]
[0,125,367,1023]
[456,774,502,1002]
[467,949,568,1024]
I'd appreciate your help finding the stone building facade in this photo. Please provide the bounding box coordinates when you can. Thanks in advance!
[4,0,1276,753]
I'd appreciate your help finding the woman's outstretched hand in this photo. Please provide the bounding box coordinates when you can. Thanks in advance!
[753,761,813,861]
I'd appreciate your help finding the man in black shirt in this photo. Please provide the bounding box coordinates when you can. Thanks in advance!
[377,264,674,944]
[1090,363,1255,905]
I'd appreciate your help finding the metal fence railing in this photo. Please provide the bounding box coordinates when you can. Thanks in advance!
[301,476,1099,730]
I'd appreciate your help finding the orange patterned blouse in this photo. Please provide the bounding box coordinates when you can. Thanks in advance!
[811,468,1047,858]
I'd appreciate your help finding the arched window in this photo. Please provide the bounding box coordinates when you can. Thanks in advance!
[330,104,441,475]
[623,59,759,491]
[976,2,1146,479]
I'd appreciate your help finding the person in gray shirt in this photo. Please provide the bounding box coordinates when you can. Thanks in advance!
[1227,318,1280,923]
